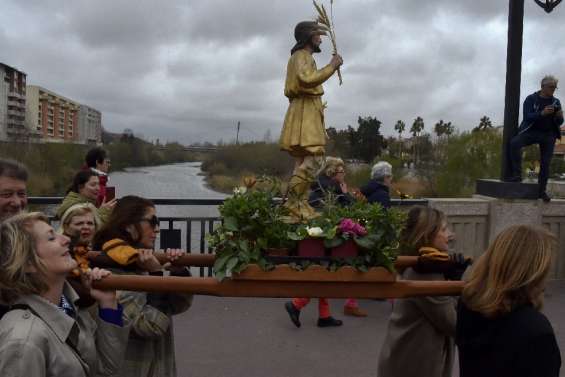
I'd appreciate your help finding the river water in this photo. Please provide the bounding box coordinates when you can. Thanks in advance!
[109,162,226,218]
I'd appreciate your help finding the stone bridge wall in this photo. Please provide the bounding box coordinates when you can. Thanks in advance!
[428,197,565,279]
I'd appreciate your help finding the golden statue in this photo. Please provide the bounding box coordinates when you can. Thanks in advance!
[279,20,343,222]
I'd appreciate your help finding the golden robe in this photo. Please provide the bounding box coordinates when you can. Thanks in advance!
[279,49,336,157]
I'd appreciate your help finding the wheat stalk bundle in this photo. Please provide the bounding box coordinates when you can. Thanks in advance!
[313,0,342,85]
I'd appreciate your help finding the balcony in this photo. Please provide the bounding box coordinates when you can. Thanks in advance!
[7,109,23,117]
[7,92,24,100]
[7,99,23,108]
[7,119,25,127]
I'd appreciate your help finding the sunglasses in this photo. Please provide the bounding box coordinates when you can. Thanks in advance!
[140,215,159,228]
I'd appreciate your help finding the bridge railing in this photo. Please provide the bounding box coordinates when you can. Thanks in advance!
[29,197,428,277]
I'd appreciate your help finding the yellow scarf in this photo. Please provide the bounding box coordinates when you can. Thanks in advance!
[418,246,449,262]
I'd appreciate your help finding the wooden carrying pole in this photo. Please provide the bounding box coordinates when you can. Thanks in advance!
[87,251,419,269]
[93,275,464,299]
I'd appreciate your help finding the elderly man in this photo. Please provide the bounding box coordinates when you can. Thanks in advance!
[509,75,564,202]
[361,161,392,208]
[279,20,343,221]
[0,159,28,317]
[0,159,28,222]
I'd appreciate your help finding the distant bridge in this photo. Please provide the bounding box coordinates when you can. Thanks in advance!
[183,145,218,152]
[157,145,218,153]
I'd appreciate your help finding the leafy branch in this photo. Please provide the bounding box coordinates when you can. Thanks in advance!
[313,0,342,85]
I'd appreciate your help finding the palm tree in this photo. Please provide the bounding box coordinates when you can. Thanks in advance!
[434,120,446,138]
[473,116,493,132]
[410,116,425,165]
[394,120,406,158]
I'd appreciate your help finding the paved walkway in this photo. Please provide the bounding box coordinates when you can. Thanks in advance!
[173,280,565,377]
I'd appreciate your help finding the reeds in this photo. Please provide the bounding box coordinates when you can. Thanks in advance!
[313,0,342,85]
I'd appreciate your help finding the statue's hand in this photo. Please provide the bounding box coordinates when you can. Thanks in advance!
[330,54,343,69]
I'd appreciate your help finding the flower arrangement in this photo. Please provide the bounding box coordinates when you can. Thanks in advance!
[209,176,406,279]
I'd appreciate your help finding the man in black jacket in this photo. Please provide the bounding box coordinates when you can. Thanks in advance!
[509,75,564,202]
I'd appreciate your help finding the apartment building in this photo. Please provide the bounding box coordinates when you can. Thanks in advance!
[26,85,81,143]
[0,63,29,142]
[78,105,102,144]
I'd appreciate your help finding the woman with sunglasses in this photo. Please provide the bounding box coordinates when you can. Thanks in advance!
[93,195,193,377]
[0,212,129,377]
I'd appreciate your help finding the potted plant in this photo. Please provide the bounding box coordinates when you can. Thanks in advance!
[286,220,336,257]
[325,218,367,258]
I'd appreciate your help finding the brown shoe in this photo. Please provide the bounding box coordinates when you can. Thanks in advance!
[344,306,368,317]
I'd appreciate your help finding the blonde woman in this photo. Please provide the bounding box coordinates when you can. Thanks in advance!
[0,212,129,376]
[456,225,561,377]
[377,206,469,377]
[308,156,354,209]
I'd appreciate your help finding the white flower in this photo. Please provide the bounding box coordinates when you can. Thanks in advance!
[306,226,324,237]
[232,186,247,195]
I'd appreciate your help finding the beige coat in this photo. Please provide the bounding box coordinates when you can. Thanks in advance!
[377,268,456,377]
[279,49,336,157]
[0,283,130,377]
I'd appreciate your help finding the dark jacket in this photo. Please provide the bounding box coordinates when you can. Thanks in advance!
[308,174,354,208]
[456,301,561,377]
[518,91,563,139]
[360,179,391,208]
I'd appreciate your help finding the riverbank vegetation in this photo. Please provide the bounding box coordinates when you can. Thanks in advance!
[201,142,294,193]
[0,136,196,195]
[202,114,565,198]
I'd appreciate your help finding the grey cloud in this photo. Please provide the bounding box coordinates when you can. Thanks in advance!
[2,0,565,144]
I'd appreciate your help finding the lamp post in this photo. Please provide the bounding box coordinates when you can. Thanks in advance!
[501,0,561,181]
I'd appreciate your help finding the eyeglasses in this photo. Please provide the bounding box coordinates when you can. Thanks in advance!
[140,215,159,228]
[335,170,346,174]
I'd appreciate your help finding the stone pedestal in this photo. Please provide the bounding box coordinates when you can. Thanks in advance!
[476,179,538,199]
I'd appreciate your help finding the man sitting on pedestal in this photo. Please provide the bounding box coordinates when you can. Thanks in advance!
[509,75,563,202]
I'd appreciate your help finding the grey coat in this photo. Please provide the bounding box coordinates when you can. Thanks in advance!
[377,268,457,377]
[117,288,193,377]
[0,283,130,377]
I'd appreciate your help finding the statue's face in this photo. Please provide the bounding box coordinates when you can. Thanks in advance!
[310,34,322,53]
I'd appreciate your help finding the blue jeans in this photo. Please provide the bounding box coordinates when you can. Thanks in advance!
[509,130,556,194]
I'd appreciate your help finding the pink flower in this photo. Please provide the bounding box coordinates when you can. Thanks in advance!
[338,218,367,236]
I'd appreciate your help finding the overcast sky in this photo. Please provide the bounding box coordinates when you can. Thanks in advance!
[1,0,564,144]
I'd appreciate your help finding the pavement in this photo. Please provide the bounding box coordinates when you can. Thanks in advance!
[173,280,565,377]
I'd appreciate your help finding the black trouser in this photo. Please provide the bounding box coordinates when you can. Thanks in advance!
[509,129,556,194]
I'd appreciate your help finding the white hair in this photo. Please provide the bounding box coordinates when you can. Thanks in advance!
[541,75,558,87]
[371,161,392,181]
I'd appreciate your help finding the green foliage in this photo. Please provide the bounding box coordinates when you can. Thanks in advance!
[550,157,565,176]
[430,129,502,196]
[316,200,406,271]
[201,142,294,178]
[208,181,406,279]
[326,116,386,162]
[208,181,294,280]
